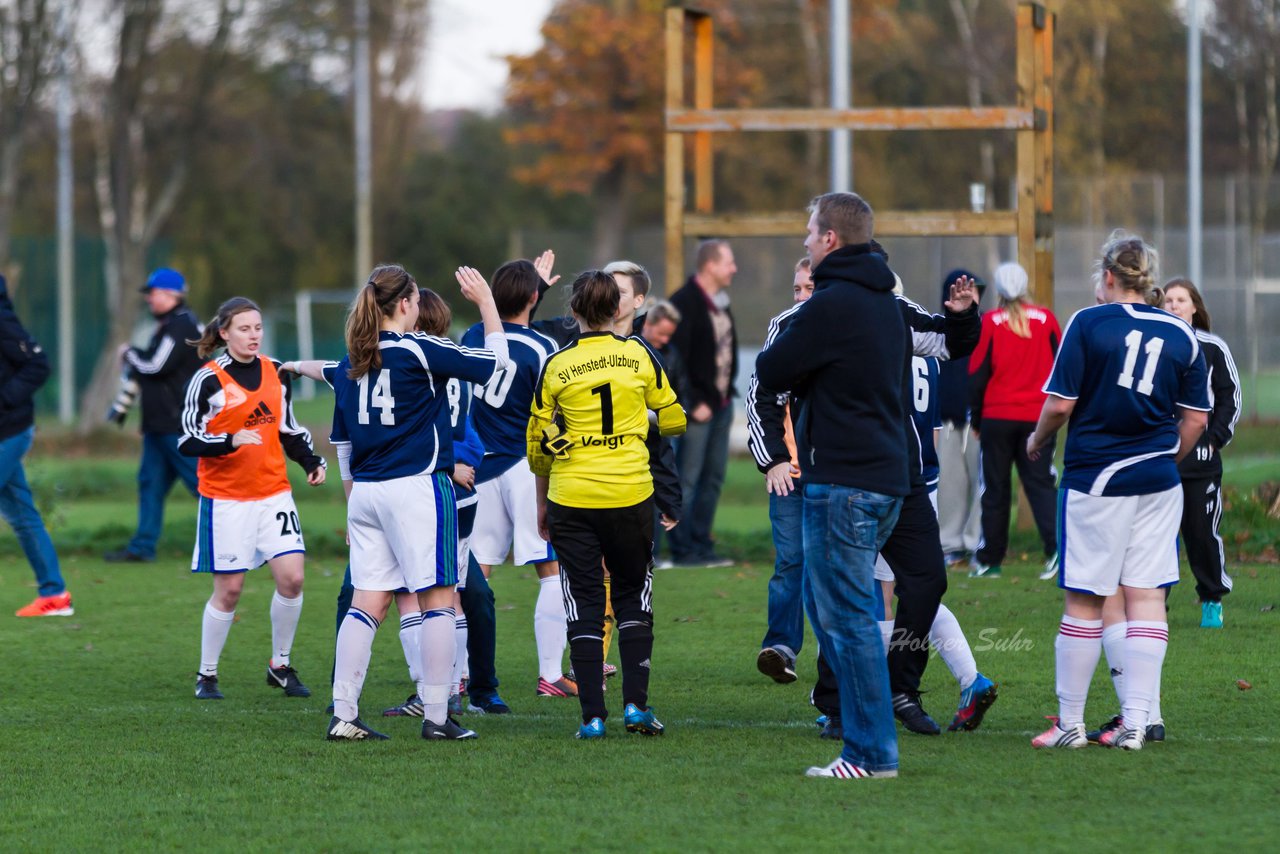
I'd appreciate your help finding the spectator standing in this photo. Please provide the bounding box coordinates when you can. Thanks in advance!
[669,239,738,566]
[104,268,204,563]
[1,275,73,617]
[967,262,1061,579]
[936,269,986,566]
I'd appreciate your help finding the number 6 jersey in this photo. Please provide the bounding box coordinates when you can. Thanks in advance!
[528,332,686,508]
[1044,302,1210,496]
[326,331,499,481]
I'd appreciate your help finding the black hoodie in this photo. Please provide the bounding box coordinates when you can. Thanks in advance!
[755,244,909,496]
[0,275,50,441]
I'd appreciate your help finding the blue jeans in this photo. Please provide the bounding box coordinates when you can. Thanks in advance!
[128,432,199,559]
[761,490,804,658]
[802,482,902,772]
[0,428,65,596]
[670,403,732,560]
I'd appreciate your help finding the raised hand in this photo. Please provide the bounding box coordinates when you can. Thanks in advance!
[456,266,495,306]
[534,249,560,288]
[945,275,977,312]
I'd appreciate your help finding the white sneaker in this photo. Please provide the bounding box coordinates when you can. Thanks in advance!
[804,756,898,779]
[1031,717,1088,749]
[1099,722,1146,751]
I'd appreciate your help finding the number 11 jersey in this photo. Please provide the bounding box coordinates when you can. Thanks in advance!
[327,331,499,482]
[1044,303,1209,496]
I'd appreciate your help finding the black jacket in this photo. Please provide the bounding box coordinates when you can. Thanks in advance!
[1178,330,1241,480]
[755,245,909,496]
[125,304,205,434]
[669,276,737,412]
[0,276,50,441]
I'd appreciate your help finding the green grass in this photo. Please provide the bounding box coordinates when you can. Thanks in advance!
[2,421,1280,849]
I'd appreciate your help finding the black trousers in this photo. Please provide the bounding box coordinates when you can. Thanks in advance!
[547,497,655,723]
[811,484,948,710]
[1180,474,1231,603]
[975,418,1057,565]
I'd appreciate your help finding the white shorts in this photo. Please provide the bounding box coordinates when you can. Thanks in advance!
[347,471,458,592]
[456,490,478,590]
[1060,486,1182,597]
[471,458,555,567]
[192,491,305,574]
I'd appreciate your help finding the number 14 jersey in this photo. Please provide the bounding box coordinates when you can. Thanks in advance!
[1044,303,1210,496]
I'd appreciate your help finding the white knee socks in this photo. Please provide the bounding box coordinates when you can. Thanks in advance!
[929,604,978,691]
[200,601,236,676]
[270,591,303,668]
[419,607,456,724]
[333,607,380,722]
[534,575,567,682]
[1055,616,1103,729]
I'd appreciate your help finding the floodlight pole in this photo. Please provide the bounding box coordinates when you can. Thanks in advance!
[830,0,851,191]
[354,0,373,287]
[1188,0,1203,287]
[56,0,75,424]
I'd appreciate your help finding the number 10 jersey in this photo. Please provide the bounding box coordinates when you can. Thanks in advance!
[1044,303,1210,496]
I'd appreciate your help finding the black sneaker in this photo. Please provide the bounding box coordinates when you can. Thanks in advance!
[1146,720,1166,742]
[266,663,312,698]
[466,692,511,715]
[892,692,941,735]
[422,716,478,740]
[819,715,842,740]
[382,693,424,717]
[103,548,152,563]
[195,673,224,700]
[1086,714,1124,744]
[756,647,798,684]
[326,715,390,741]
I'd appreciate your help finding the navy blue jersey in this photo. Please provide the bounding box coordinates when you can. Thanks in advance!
[461,321,558,482]
[1044,303,1210,496]
[909,356,942,485]
[326,332,498,482]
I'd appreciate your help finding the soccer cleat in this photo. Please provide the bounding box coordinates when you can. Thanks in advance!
[815,714,829,728]
[948,673,999,732]
[1086,714,1124,744]
[756,646,798,684]
[943,550,970,568]
[576,717,607,739]
[1099,721,1145,751]
[266,663,311,697]
[15,591,74,617]
[1201,600,1223,628]
[327,716,390,741]
[603,663,618,679]
[1146,720,1165,742]
[466,693,511,715]
[382,693,425,717]
[624,702,665,736]
[421,716,477,740]
[102,548,152,563]
[194,673,224,700]
[819,716,842,740]
[536,676,579,698]
[448,692,464,716]
[1040,552,1060,581]
[968,560,1001,578]
[892,692,941,735]
[804,757,898,779]
[1031,716,1088,749]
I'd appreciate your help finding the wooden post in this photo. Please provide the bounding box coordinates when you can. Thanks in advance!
[1034,6,1055,310]
[693,13,714,214]
[664,6,687,294]
[1015,3,1036,294]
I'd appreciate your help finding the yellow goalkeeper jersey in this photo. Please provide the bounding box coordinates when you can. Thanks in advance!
[528,332,686,509]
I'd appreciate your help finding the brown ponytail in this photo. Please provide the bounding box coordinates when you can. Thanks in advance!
[569,270,619,330]
[188,297,261,359]
[346,264,417,379]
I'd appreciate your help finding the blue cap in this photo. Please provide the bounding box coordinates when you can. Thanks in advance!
[141,267,186,293]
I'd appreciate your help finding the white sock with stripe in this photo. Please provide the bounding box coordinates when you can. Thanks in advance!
[877,620,894,652]
[200,601,235,676]
[1122,621,1168,731]
[452,614,469,689]
[333,607,380,722]
[398,611,424,684]
[1055,616,1103,729]
[534,575,567,682]
[269,591,303,668]
[1101,621,1127,706]
[929,604,978,691]
[419,607,456,724]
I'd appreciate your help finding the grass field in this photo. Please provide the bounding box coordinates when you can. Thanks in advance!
[2,424,1280,850]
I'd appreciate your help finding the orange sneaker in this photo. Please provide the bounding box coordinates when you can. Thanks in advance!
[15,591,74,617]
